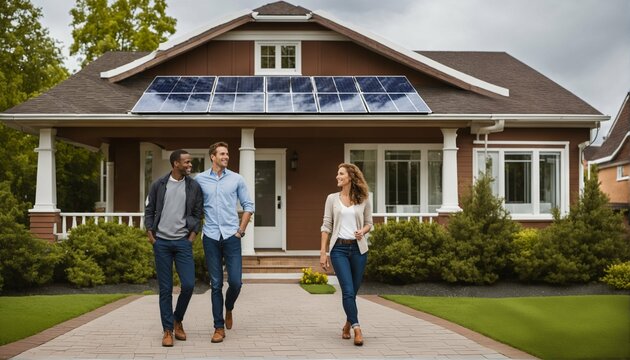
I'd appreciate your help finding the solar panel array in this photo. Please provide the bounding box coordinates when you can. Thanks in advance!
[131,76,431,114]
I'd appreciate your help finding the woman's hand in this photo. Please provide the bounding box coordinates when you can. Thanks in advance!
[320,253,330,271]
[354,229,364,241]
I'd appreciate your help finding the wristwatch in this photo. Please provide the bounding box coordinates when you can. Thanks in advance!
[238,229,246,237]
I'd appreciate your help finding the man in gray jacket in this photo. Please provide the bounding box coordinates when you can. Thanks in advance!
[145,149,203,347]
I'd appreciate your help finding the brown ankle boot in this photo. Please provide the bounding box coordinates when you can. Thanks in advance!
[211,328,225,343]
[162,330,174,347]
[342,321,351,339]
[225,310,233,330]
[353,326,363,346]
[174,320,186,341]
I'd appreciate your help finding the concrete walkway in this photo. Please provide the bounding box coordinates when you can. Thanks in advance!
[7,284,535,359]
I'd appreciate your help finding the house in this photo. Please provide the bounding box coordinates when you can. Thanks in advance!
[1,1,606,263]
[585,91,630,219]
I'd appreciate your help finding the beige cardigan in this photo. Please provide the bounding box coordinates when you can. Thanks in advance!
[320,192,373,254]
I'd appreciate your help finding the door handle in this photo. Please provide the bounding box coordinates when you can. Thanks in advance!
[277,195,281,209]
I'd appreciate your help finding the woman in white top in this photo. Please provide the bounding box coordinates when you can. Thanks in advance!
[320,163,373,346]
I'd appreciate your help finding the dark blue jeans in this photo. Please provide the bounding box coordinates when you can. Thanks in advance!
[202,234,242,329]
[153,237,195,331]
[330,242,367,327]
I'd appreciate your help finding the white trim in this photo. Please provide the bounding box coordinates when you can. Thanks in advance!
[345,143,443,213]
[254,148,287,250]
[312,9,509,97]
[215,30,347,41]
[589,132,630,164]
[473,146,569,216]
[251,12,312,22]
[473,140,570,146]
[254,41,302,75]
[100,9,252,79]
[617,165,629,181]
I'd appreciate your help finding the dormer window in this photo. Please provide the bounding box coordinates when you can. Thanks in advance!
[255,41,301,75]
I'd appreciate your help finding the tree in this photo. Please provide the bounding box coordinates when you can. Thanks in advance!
[70,0,177,67]
[0,0,68,110]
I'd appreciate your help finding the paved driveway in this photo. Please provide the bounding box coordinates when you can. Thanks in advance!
[8,283,534,359]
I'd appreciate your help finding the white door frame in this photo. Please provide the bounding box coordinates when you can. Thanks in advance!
[255,149,287,250]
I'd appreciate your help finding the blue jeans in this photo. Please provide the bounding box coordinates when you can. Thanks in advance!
[202,234,242,329]
[153,237,195,331]
[330,242,367,327]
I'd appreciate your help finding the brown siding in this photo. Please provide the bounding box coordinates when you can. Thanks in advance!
[111,140,140,211]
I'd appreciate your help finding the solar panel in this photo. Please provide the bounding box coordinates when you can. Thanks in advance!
[132,75,430,114]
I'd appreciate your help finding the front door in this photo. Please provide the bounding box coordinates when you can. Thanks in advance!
[254,150,286,249]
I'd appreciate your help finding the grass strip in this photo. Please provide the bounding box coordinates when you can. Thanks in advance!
[382,294,630,360]
[0,294,128,346]
[300,284,336,294]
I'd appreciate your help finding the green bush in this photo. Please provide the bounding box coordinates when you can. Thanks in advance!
[0,184,62,291]
[509,228,546,281]
[192,233,208,283]
[528,167,630,284]
[300,267,328,285]
[366,220,452,284]
[600,262,630,289]
[61,221,154,287]
[444,172,521,284]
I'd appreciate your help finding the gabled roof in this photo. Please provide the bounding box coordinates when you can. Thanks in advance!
[4,50,601,116]
[585,92,630,163]
[99,1,508,97]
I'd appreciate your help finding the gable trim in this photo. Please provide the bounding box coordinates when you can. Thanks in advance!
[589,132,630,164]
[214,30,348,41]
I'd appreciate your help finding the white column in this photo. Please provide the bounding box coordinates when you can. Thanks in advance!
[437,128,462,213]
[31,128,59,213]
[239,128,256,255]
[106,161,115,212]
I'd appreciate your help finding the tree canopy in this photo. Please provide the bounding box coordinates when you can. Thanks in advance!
[0,0,69,111]
[70,0,177,67]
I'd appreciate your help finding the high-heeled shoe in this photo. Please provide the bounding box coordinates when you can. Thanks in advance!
[353,326,363,346]
[342,321,351,339]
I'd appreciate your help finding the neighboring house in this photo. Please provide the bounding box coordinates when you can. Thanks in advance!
[585,91,630,217]
[1,1,606,256]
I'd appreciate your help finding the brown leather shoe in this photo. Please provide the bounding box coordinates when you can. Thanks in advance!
[225,310,233,330]
[162,330,174,347]
[174,320,186,341]
[342,321,351,339]
[353,326,363,346]
[211,328,225,343]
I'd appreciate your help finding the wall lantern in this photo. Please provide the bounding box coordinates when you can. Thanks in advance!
[290,151,298,170]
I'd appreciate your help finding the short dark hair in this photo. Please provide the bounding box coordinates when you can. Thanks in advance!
[208,141,229,157]
[170,149,189,167]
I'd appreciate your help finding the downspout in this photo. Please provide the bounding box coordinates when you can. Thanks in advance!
[475,119,505,160]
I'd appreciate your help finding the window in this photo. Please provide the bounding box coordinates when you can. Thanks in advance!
[617,165,629,181]
[255,42,301,75]
[476,148,566,216]
[347,144,442,214]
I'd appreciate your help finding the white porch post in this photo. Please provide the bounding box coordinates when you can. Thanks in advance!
[106,161,114,212]
[437,128,462,213]
[239,128,256,255]
[32,128,58,212]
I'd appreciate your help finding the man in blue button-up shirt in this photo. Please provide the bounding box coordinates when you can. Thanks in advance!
[195,141,254,344]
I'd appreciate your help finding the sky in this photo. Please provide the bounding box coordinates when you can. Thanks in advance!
[31,0,630,143]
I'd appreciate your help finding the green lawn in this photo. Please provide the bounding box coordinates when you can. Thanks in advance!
[0,294,128,346]
[383,294,630,360]
[300,284,336,294]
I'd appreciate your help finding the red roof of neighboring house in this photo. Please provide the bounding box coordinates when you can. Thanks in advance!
[585,92,630,163]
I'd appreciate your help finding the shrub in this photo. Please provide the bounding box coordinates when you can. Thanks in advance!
[509,228,546,281]
[366,220,452,284]
[530,166,630,284]
[61,221,154,287]
[300,267,328,285]
[193,233,208,283]
[0,184,62,291]
[601,262,630,290]
[444,172,521,284]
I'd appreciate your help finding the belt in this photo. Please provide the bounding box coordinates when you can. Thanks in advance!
[337,238,357,245]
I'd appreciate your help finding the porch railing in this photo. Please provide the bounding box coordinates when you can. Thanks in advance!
[372,212,438,224]
[53,211,438,239]
[55,212,145,240]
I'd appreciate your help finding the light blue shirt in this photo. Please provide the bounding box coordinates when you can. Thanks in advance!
[195,168,254,240]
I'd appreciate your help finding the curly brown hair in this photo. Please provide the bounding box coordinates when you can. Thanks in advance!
[339,163,370,205]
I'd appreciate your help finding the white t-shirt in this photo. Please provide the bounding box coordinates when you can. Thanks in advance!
[337,199,357,239]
